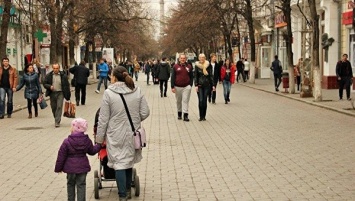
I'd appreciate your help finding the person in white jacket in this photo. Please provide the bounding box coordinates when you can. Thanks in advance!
[244,59,250,80]
[96,66,150,201]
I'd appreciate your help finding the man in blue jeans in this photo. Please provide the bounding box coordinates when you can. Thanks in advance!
[95,58,109,94]
[0,58,18,119]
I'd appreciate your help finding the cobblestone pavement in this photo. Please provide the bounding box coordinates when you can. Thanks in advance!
[0,73,354,201]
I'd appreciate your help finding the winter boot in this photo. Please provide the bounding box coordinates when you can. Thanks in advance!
[183,113,189,122]
[178,112,182,120]
[119,197,127,201]
[126,188,132,199]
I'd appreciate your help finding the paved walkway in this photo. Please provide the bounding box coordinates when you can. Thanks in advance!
[0,73,354,201]
[240,78,355,117]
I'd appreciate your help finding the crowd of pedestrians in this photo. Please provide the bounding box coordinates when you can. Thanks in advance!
[0,51,353,201]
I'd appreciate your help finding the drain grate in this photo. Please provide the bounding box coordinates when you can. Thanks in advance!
[16,127,44,130]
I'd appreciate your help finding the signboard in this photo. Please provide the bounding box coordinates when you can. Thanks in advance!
[102,48,115,64]
[275,12,287,28]
[342,11,353,25]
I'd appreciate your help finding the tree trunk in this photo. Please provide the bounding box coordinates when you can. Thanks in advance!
[283,0,295,93]
[245,0,256,83]
[308,0,322,101]
[68,8,75,66]
[49,14,57,64]
[0,0,11,59]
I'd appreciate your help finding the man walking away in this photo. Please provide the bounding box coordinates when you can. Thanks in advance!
[271,55,283,92]
[157,57,171,97]
[0,58,18,119]
[336,54,354,100]
[69,60,90,106]
[44,63,71,127]
[244,59,250,80]
[236,58,246,83]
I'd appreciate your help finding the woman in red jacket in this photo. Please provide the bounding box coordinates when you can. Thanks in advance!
[220,58,236,104]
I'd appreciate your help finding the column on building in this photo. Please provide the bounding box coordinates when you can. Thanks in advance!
[320,0,340,89]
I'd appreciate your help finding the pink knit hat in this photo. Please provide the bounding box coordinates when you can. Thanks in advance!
[71,118,88,133]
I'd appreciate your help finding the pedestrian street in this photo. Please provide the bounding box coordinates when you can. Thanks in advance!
[0,73,354,201]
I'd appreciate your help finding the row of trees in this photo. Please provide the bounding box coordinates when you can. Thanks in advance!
[0,0,161,67]
[161,0,321,100]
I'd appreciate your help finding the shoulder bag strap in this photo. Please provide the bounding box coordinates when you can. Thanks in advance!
[119,93,135,132]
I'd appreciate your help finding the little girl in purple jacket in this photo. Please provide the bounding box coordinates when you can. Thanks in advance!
[55,118,101,201]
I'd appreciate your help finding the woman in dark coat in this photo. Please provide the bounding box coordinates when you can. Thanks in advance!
[16,64,42,118]
[194,53,214,121]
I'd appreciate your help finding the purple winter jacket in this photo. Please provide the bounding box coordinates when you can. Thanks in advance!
[54,132,101,174]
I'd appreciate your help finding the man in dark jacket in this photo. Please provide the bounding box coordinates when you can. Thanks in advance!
[271,55,283,91]
[69,60,90,106]
[43,63,71,127]
[236,58,246,83]
[145,61,151,85]
[157,57,171,97]
[336,54,354,100]
[208,53,220,104]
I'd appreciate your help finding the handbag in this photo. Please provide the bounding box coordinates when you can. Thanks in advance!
[63,101,76,118]
[119,93,146,150]
[37,94,47,109]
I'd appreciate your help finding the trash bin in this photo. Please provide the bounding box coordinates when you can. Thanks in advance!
[282,72,289,89]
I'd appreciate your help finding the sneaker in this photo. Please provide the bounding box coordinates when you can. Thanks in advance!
[7,114,11,118]
[339,98,343,101]
[347,98,352,101]
[95,90,100,94]
[55,123,60,128]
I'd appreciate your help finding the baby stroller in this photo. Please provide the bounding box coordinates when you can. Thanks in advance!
[93,108,140,199]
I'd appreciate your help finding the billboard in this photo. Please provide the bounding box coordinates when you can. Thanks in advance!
[102,48,115,64]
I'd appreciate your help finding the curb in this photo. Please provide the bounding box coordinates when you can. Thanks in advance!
[240,83,355,118]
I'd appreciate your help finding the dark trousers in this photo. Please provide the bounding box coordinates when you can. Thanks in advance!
[237,70,245,82]
[244,70,249,80]
[208,85,217,103]
[146,73,150,84]
[67,173,87,201]
[197,86,210,118]
[50,91,64,124]
[115,168,132,199]
[339,78,351,99]
[274,73,282,89]
[159,80,168,93]
[75,84,87,105]
[296,76,301,91]
[27,98,38,114]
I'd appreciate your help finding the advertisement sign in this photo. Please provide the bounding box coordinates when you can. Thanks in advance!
[275,12,287,28]
[102,48,115,64]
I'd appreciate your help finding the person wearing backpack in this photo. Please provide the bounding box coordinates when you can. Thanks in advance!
[270,55,283,92]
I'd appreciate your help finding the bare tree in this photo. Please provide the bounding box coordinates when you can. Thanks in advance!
[278,0,295,93]
[0,0,12,60]
[308,0,321,101]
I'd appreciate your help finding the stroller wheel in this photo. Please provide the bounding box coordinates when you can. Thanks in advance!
[94,178,100,199]
[131,168,137,187]
[134,175,140,196]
